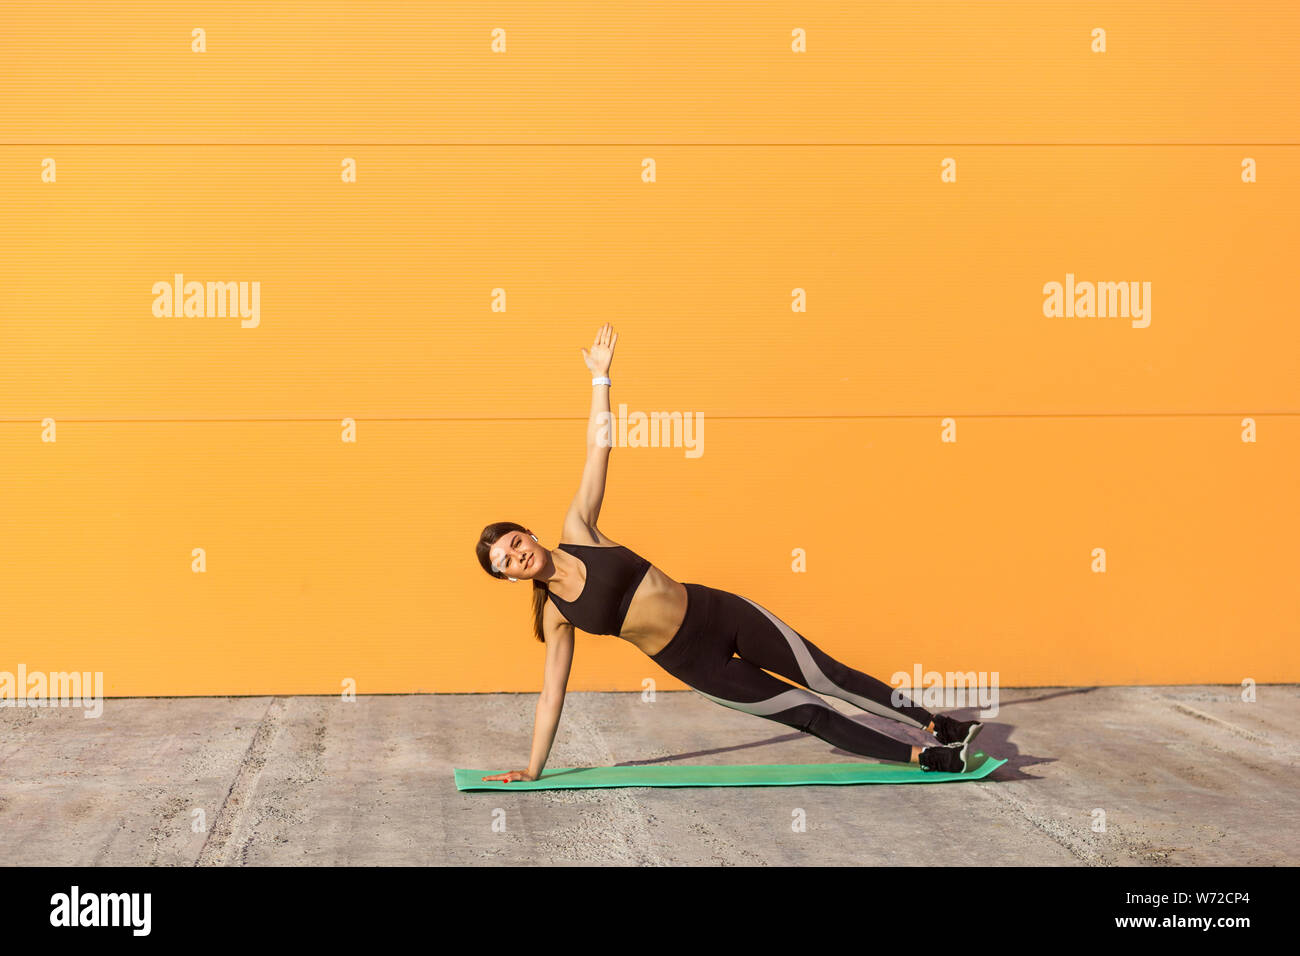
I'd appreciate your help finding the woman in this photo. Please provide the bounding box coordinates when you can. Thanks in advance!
[476,323,984,783]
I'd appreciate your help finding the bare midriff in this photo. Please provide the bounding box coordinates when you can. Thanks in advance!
[617,566,689,657]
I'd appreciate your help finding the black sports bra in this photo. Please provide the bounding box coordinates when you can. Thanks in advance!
[546,542,652,636]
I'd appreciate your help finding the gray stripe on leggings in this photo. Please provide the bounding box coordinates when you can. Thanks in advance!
[734,594,929,729]
[692,686,829,718]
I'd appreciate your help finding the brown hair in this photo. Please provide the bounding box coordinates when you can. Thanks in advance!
[476,521,549,643]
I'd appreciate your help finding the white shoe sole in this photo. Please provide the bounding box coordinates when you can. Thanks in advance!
[953,723,986,773]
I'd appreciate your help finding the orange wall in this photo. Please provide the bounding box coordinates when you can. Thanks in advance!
[1,2,1296,695]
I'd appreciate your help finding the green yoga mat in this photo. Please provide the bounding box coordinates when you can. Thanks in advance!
[455,751,1004,790]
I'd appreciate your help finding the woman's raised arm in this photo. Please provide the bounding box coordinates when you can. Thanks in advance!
[566,323,618,529]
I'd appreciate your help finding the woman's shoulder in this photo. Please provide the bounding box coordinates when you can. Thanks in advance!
[558,517,619,548]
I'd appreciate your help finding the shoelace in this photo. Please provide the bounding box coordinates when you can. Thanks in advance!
[934,715,951,742]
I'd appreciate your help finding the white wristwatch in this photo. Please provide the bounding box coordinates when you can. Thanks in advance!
[592,376,611,386]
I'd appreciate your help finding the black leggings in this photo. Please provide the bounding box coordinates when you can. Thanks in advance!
[649,583,933,763]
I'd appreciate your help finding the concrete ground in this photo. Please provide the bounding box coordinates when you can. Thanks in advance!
[1,686,1296,866]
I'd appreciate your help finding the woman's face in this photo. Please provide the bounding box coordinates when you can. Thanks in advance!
[488,531,548,581]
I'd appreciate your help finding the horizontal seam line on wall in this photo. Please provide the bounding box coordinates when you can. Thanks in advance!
[4,142,1300,148]
[1,413,1297,424]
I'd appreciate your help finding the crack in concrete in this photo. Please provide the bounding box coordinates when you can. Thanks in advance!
[1167,702,1268,743]
[542,706,665,865]
[972,784,1104,866]
[194,697,283,867]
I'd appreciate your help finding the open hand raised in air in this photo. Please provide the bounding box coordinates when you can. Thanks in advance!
[581,322,617,376]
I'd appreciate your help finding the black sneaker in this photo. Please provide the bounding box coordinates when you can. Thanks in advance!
[931,713,984,749]
[918,742,971,774]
